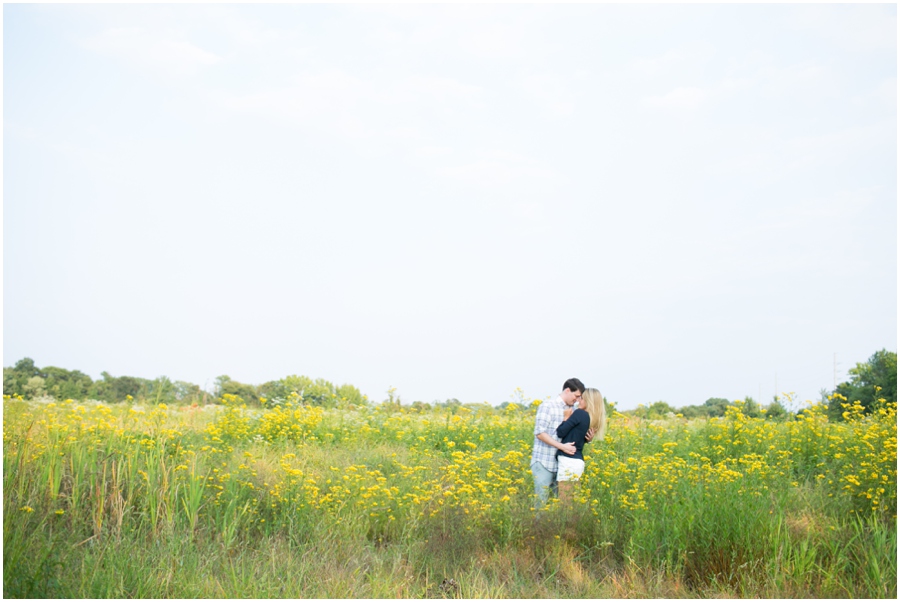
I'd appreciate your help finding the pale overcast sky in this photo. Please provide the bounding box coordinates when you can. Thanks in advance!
[4,3,897,410]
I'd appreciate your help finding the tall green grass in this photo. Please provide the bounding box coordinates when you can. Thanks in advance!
[4,396,896,598]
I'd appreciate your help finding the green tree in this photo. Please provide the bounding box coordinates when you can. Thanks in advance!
[173,381,205,404]
[3,367,24,397]
[148,376,176,404]
[646,401,676,419]
[437,398,462,414]
[335,383,367,407]
[498,401,525,413]
[466,401,495,418]
[215,375,261,406]
[14,357,39,377]
[259,375,332,407]
[92,372,154,402]
[702,397,730,417]
[828,349,898,420]
[3,357,40,396]
[304,378,338,407]
[256,375,367,408]
[42,366,93,400]
[741,396,762,418]
[5,359,97,400]
[409,401,431,413]
[23,376,47,399]
[679,404,706,419]
[764,399,789,421]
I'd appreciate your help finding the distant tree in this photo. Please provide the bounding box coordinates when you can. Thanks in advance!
[257,375,357,408]
[4,362,113,401]
[335,383,367,407]
[466,401,494,418]
[2,359,366,409]
[87,378,110,401]
[680,405,706,419]
[764,399,789,421]
[499,401,525,413]
[828,349,898,420]
[23,376,47,399]
[95,372,153,402]
[409,401,431,413]
[41,366,94,400]
[116,374,149,401]
[300,376,335,406]
[299,377,336,406]
[4,357,41,396]
[214,375,233,397]
[214,375,261,406]
[173,380,204,404]
[14,357,39,377]
[741,396,762,418]
[256,378,284,403]
[2,367,20,396]
[646,401,676,419]
[437,398,463,414]
[702,398,730,417]
[148,376,176,404]
[258,375,309,405]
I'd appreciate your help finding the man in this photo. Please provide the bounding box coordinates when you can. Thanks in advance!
[530,377,593,510]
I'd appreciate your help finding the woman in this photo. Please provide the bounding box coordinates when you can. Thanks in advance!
[555,387,607,503]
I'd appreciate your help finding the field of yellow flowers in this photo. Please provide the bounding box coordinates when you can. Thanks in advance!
[4,392,896,598]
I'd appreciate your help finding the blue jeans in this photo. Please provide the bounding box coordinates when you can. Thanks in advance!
[531,461,557,510]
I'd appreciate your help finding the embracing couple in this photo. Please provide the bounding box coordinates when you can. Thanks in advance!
[530,377,607,509]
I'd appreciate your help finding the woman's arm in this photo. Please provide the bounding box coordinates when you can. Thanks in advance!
[556,411,580,439]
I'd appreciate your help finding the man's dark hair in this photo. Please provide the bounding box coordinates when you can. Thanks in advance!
[562,378,585,394]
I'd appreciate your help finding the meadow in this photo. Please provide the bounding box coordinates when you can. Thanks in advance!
[3,392,896,598]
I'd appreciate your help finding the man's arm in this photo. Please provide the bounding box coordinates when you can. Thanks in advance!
[537,432,576,455]
[534,402,576,454]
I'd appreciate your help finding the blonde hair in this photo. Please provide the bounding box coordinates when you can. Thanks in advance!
[582,388,607,441]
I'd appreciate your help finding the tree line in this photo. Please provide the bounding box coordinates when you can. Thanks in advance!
[3,348,895,421]
[2,358,366,408]
[617,349,896,422]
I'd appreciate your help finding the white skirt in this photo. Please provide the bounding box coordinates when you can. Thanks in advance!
[557,456,585,482]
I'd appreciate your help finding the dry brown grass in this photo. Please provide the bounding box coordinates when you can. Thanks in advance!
[785,509,830,542]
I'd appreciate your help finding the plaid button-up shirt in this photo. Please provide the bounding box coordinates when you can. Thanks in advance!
[531,395,569,472]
